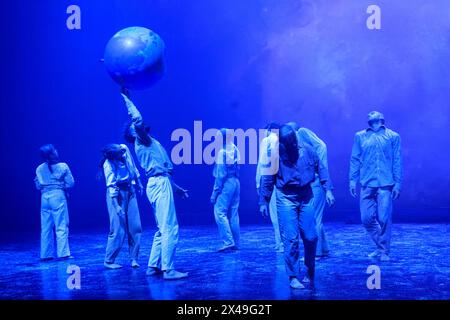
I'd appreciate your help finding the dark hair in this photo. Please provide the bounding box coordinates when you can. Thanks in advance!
[279,125,299,166]
[285,121,300,131]
[40,144,59,173]
[97,144,123,180]
[123,121,151,145]
[265,122,281,131]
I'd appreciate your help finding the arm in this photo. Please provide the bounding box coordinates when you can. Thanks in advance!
[349,133,362,194]
[392,134,403,199]
[311,146,333,191]
[122,144,144,194]
[120,91,152,146]
[103,161,119,199]
[211,150,227,203]
[34,176,42,190]
[171,179,189,199]
[255,138,268,192]
[122,144,140,180]
[63,164,75,189]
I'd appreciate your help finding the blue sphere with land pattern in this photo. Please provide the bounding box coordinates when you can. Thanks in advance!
[103,26,165,90]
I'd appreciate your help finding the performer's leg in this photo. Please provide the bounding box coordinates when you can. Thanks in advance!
[40,194,54,260]
[377,186,393,258]
[125,189,142,266]
[269,188,283,251]
[229,178,240,248]
[360,187,383,255]
[214,179,235,249]
[105,191,126,268]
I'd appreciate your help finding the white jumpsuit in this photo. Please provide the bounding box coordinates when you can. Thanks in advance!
[35,162,74,259]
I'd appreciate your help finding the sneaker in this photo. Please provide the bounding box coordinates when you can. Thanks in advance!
[289,278,306,289]
[163,270,189,280]
[301,275,310,284]
[104,262,123,269]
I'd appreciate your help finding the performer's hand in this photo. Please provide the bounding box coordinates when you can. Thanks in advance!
[177,187,189,199]
[392,188,400,200]
[260,204,269,218]
[349,185,357,198]
[116,206,125,217]
[326,190,335,207]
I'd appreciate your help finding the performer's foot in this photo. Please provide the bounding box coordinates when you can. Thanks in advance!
[275,245,284,253]
[289,277,305,289]
[301,275,310,284]
[40,257,54,262]
[104,262,123,269]
[131,260,140,268]
[59,255,74,260]
[145,267,162,276]
[316,251,329,258]
[380,253,390,262]
[218,244,235,252]
[146,267,161,276]
[368,250,381,258]
[163,270,188,280]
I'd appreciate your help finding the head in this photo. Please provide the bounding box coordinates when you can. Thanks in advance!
[286,121,300,132]
[123,121,150,144]
[264,122,281,137]
[367,111,385,131]
[217,128,234,146]
[101,144,126,162]
[279,125,299,166]
[40,144,59,164]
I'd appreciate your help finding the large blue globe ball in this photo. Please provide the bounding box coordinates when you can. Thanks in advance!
[104,27,165,90]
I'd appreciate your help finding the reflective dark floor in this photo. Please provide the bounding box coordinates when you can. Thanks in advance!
[0,223,449,300]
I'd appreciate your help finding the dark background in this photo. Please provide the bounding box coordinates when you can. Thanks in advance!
[1,0,449,234]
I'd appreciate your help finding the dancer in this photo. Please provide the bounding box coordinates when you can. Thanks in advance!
[35,144,74,260]
[210,128,240,252]
[349,111,402,262]
[259,125,333,289]
[100,143,142,269]
[287,122,335,258]
[256,122,283,252]
[121,88,189,280]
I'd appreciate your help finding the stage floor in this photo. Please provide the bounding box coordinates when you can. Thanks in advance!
[0,223,449,300]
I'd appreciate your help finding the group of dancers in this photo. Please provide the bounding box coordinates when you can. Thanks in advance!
[35,88,403,288]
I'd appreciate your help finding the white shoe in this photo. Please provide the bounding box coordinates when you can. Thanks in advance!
[290,278,306,289]
[301,276,310,284]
